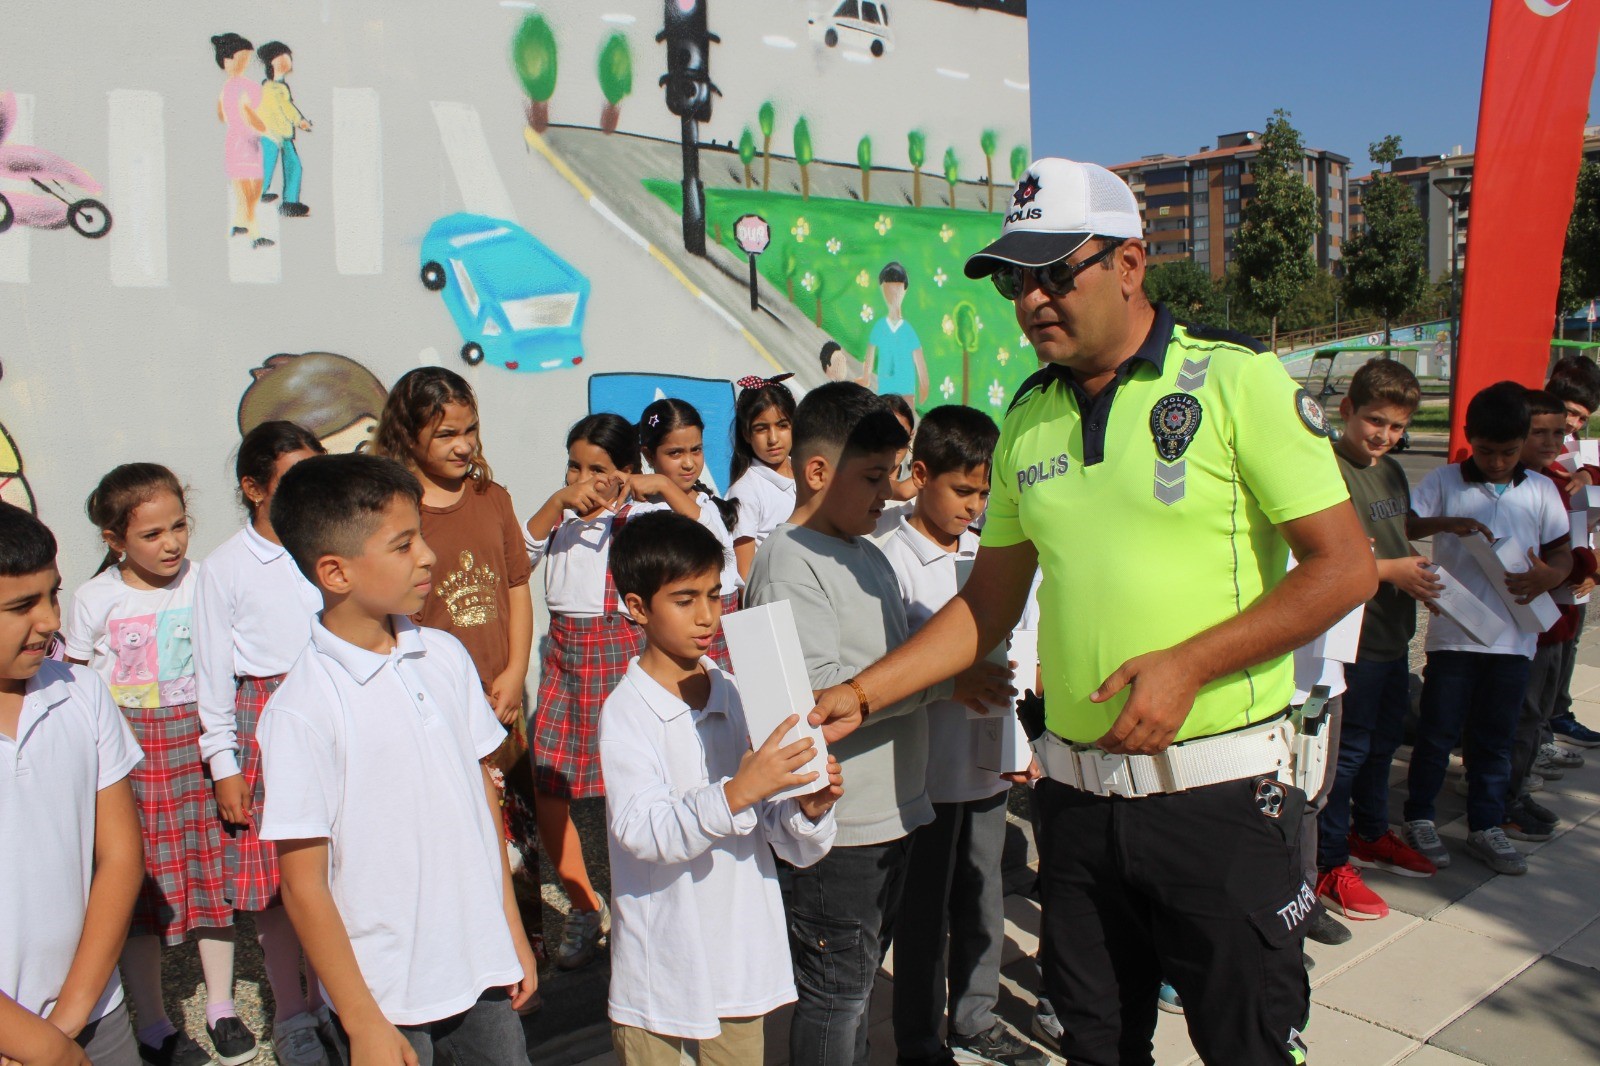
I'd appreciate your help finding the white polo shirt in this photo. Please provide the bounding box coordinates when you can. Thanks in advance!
[878,517,1010,805]
[1412,460,1569,659]
[194,524,324,778]
[526,509,628,617]
[600,659,834,1040]
[257,617,520,1026]
[1,662,142,1022]
[728,465,795,545]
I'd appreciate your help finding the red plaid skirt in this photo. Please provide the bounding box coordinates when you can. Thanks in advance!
[531,612,642,799]
[123,703,233,943]
[708,591,741,672]
[221,675,283,912]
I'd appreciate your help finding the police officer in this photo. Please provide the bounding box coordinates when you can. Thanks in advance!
[809,159,1377,1065]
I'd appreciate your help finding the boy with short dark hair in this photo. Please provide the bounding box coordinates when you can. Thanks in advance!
[0,503,146,1066]
[879,406,1046,1066]
[1314,360,1441,923]
[1404,382,1572,876]
[745,383,1006,1066]
[1500,390,1597,840]
[601,511,840,1065]
[259,454,537,1066]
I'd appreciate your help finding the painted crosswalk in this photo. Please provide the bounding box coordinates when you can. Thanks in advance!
[332,87,383,275]
[0,93,34,285]
[431,101,519,222]
[107,89,168,288]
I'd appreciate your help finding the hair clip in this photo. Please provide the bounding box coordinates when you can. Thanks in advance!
[735,372,795,391]
[648,414,660,427]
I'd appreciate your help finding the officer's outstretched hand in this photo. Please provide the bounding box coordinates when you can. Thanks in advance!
[1091,648,1202,755]
[810,684,866,745]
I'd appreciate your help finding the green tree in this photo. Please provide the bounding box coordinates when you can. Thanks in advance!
[1558,162,1600,329]
[512,14,558,132]
[1010,144,1029,183]
[596,32,632,134]
[858,135,873,202]
[943,147,960,209]
[759,101,776,190]
[738,127,756,188]
[1145,261,1226,327]
[908,130,927,207]
[953,300,980,404]
[980,129,998,211]
[1341,136,1427,343]
[799,258,828,325]
[794,117,814,200]
[1232,109,1321,351]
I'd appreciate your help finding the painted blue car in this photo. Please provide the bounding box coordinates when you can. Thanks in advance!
[420,212,590,372]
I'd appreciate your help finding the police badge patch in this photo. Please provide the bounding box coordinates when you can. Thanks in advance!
[1295,389,1333,437]
[1149,394,1203,462]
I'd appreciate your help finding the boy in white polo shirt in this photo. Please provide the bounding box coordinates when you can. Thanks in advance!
[878,407,1046,1066]
[257,455,538,1066]
[0,503,146,1066]
[601,511,840,1065]
[1405,382,1572,876]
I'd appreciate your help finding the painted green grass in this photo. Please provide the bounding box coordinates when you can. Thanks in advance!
[644,179,1029,414]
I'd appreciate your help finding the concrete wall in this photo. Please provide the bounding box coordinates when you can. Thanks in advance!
[0,0,1030,589]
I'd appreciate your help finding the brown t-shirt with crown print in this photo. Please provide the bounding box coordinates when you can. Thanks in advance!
[413,480,532,698]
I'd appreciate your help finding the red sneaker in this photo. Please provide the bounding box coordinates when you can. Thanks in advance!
[1316,863,1389,921]
[1349,829,1439,878]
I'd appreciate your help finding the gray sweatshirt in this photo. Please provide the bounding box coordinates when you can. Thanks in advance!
[745,524,954,846]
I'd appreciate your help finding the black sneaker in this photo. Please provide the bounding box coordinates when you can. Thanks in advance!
[949,1023,1050,1066]
[1307,909,1352,946]
[205,1017,259,1066]
[261,193,279,203]
[138,1033,212,1066]
[279,201,311,218]
[1516,794,1560,826]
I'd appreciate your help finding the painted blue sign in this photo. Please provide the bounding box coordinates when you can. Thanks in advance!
[588,373,738,493]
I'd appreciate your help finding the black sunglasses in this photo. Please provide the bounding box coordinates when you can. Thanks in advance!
[991,239,1126,301]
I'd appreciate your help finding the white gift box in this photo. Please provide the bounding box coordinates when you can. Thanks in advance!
[1452,533,1561,634]
[721,600,831,803]
[1424,562,1509,647]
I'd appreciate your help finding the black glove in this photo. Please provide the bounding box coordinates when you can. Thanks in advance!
[1017,689,1046,741]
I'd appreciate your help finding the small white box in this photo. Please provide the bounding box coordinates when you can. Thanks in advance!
[1307,604,1365,664]
[721,600,831,803]
[1558,450,1583,474]
[973,709,1032,774]
[1453,534,1561,634]
[1581,438,1599,467]
[1426,562,1509,646]
[1571,509,1591,548]
[1584,484,1600,513]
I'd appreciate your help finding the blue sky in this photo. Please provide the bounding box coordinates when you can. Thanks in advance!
[1026,0,1600,172]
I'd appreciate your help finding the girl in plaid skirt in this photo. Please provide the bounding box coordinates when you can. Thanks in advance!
[65,465,254,1066]
[374,369,546,980]
[523,414,644,971]
[634,397,743,670]
[193,422,332,1066]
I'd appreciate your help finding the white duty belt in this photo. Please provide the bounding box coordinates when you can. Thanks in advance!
[1033,717,1294,798]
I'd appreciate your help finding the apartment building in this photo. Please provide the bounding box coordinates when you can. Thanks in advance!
[1109,130,1350,278]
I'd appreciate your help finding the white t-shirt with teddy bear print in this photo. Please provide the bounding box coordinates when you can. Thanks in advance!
[65,561,200,709]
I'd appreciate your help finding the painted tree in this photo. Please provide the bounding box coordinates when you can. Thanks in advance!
[596,32,632,134]
[953,300,980,404]
[858,135,873,202]
[794,117,814,200]
[759,101,776,190]
[1232,109,1320,351]
[1342,135,1427,344]
[800,259,828,325]
[943,147,960,209]
[512,13,558,133]
[1010,144,1029,183]
[980,129,998,211]
[1558,162,1600,328]
[908,130,927,207]
[738,127,756,188]
[783,245,798,303]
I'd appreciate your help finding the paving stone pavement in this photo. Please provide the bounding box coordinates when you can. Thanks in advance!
[561,631,1600,1066]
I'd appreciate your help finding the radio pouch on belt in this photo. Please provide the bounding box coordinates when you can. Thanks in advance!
[1289,684,1332,797]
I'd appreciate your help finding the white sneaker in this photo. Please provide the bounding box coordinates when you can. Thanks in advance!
[272,1014,329,1066]
[556,896,611,970]
[1527,772,1546,793]
[1403,819,1451,869]
[1465,827,1527,876]
[1540,741,1585,769]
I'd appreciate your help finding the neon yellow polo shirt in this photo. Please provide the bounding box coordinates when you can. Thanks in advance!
[982,304,1349,745]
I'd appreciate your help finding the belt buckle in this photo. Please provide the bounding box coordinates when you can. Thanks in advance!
[1090,750,1141,799]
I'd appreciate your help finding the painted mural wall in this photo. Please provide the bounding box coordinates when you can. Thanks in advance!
[0,0,1030,589]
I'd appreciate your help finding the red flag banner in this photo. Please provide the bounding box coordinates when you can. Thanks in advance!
[1450,0,1600,458]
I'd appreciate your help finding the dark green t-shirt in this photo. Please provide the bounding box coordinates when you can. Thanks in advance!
[1336,448,1416,661]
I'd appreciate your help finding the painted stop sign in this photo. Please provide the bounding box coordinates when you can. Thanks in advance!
[734,213,771,255]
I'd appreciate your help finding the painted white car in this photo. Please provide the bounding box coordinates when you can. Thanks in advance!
[809,0,895,57]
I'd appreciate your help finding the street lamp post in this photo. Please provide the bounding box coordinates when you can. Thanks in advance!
[1433,174,1470,384]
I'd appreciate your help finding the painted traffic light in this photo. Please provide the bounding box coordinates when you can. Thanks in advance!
[656,0,720,122]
